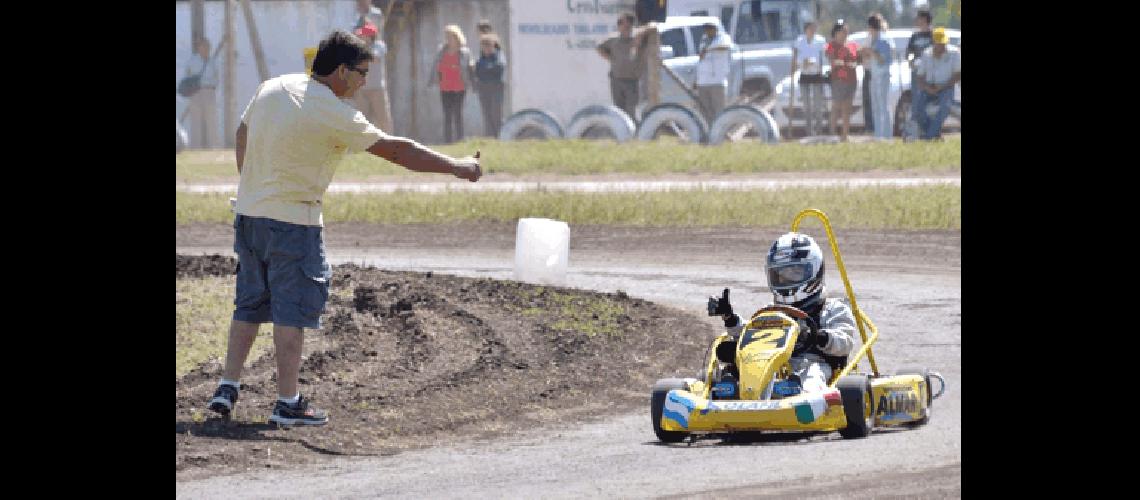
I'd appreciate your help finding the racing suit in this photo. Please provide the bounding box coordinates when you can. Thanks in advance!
[723,298,857,393]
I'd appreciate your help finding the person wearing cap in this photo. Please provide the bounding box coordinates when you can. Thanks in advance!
[353,22,393,132]
[912,27,960,140]
[473,33,507,138]
[792,21,828,136]
[693,22,734,123]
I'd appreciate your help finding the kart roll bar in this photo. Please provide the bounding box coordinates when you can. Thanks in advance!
[791,209,881,381]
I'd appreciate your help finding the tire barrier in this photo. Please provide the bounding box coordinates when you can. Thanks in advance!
[635,103,708,144]
[498,108,564,141]
[565,104,636,142]
[706,105,780,145]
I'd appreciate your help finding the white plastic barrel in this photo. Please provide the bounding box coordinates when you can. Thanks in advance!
[514,218,570,285]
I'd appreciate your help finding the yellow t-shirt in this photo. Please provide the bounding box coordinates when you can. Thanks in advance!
[235,73,386,226]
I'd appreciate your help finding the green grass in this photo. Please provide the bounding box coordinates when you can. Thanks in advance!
[176,276,274,378]
[175,137,961,183]
[176,185,960,229]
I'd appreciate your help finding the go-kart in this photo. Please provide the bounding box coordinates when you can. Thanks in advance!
[650,209,946,442]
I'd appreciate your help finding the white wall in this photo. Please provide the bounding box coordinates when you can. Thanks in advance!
[175,0,360,144]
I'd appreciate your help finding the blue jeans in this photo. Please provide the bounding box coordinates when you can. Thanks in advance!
[869,71,892,139]
[913,86,954,140]
[232,214,332,329]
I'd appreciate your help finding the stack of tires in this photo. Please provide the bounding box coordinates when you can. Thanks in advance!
[498,103,780,145]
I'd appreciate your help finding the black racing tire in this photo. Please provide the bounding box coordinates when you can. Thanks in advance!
[895,366,933,427]
[498,108,564,141]
[650,378,690,443]
[837,374,875,439]
[707,105,780,145]
[636,103,708,144]
[565,104,636,142]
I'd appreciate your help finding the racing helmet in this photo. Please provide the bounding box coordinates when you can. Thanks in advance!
[765,232,826,307]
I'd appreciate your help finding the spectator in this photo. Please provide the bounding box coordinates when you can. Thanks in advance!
[792,20,827,136]
[596,12,650,120]
[825,21,859,142]
[353,22,393,132]
[860,14,894,140]
[474,33,507,138]
[428,25,473,143]
[912,27,960,140]
[185,36,219,149]
[693,22,734,123]
[206,30,481,426]
[476,19,502,52]
[905,10,934,77]
[353,0,382,31]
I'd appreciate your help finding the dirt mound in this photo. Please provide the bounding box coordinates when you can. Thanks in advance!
[176,255,711,480]
[177,253,237,279]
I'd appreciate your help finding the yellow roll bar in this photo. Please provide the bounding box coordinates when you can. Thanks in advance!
[790,209,881,381]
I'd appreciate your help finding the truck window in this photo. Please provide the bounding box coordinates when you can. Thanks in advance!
[720,6,734,35]
[660,28,689,57]
[689,26,705,49]
[690,10,709,16]
[735,1,799,44]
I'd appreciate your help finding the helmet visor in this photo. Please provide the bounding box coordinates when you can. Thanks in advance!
[767,263,814,288]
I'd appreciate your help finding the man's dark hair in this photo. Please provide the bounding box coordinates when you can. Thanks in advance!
[620,12,637,26]
[916,9,932,24]
[803,21,817,30]
[831,20,846,38]
[311,30,373,76]
[867,13,883,31]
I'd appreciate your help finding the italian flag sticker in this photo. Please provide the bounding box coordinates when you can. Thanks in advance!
[794,389,843,424]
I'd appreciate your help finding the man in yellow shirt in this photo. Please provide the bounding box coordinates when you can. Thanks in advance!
[208,30,481,426]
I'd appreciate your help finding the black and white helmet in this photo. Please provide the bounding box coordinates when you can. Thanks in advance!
[765,232,825,307]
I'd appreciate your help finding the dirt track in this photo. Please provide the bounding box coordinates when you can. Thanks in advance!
[176,222,960,498]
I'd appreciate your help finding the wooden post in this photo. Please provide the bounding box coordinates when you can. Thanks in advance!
[239,0,269,82]
[645,26,660,109]
[224,0,237,147]
[408,2,419,141]
[191,0,204,44]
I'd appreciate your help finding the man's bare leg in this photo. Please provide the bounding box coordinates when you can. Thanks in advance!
[273,325,304,399]
[222,320,261,380]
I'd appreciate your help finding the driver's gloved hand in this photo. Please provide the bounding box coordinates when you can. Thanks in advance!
[707,288,739,327]
[798,316,821,345]
[815,328,830,349]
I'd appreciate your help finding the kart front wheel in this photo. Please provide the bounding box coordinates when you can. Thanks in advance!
[650,378,690,443]
[837,375,875,439]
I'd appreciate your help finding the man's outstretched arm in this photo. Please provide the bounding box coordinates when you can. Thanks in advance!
[366,136,482,182]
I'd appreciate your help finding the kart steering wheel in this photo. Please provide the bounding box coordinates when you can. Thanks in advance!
[753,304,817,355]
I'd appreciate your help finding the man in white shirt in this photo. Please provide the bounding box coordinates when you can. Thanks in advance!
[913,27,961,140]
[693,22,734,123]
[185,37,219,148]
[791,21,827,135]
[207,30,482,427]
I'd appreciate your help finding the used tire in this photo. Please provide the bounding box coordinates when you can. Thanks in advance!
[565,104,636,142]
[707,105,780,145]
[636,103,707,144]
[498,109,564,141]
[837,374,875,439]
[650,378,690,443]
[894,366,933,427]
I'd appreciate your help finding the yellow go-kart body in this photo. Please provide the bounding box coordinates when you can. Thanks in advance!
[652,209,945,441]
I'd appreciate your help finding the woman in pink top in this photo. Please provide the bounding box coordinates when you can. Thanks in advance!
[429,24,473,143]
[825,21,860,142]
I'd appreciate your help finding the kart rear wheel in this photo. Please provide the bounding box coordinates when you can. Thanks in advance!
[837,375,875,439]
[895,366,933,427]
[650,378,690,443]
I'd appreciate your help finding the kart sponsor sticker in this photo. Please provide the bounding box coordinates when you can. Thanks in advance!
[663,390,698,429]
[705,400,784,412]
[877,389,921,421]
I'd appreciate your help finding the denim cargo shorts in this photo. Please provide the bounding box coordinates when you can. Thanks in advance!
[232,214,332,329]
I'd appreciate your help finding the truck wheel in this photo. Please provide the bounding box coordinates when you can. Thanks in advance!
[707,105,780,144]
[565,104,636,142]
[499,109,564,141]
[636,103,707,144]
[894,366,933,427]
[650,378,690,443]
[837,374,875,439]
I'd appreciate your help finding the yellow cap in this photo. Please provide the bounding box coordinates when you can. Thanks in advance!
[303,47,318,75]
[932,27,948,44]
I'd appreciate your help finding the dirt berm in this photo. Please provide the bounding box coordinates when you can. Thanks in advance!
[176,254,711,481]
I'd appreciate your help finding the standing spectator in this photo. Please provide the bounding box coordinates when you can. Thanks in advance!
[353,22,393,131]
[825,21,859,142]
[474,33,507,137]
[428,25,473,143]
[905,10,934,79]
[792,21,827,136]
[596,12,650,120]
[206,30,481,426]
[860,14,894,139]
[912,27,960,140]
[692,22,733,123]
[185,37,219,149]
[353,0,382,31]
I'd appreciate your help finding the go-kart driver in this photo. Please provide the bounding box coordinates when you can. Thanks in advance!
[708,232,857,394]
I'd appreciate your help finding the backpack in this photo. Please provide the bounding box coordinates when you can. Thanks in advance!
[177,74,202,98]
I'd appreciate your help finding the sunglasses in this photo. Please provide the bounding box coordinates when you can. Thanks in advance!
[347,65,369,77]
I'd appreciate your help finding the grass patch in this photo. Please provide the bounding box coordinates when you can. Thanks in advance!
[175,137,961,183]
[176,276,274,378]
[177,185,960,230]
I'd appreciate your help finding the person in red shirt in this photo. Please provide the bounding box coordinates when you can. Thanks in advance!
[825,21,859,142]
[428,24,473,143]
